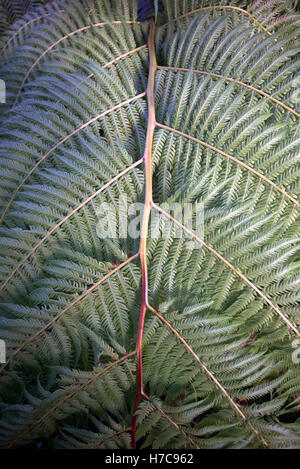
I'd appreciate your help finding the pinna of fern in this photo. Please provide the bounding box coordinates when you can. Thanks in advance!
[0,0,299,449]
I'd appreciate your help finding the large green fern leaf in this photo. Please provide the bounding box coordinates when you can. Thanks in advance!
[0,0,299,449]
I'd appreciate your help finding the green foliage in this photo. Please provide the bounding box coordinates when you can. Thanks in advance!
[0,0,299,449]
[0,0,50,28]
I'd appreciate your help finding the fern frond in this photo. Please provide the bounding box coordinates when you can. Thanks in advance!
[0,0,299,450]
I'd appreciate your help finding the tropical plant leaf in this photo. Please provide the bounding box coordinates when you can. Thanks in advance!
[0,0,299,450]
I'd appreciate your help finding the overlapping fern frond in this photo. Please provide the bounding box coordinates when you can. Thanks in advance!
[0,0,299,449]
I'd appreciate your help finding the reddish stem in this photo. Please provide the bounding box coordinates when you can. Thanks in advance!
[131,18,157,449]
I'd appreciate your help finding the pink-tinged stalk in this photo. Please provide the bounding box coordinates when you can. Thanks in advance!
[131,18,157,449]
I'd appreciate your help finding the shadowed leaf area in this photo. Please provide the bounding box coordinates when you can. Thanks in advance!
[137,0,155,21]
[0,0,299,449]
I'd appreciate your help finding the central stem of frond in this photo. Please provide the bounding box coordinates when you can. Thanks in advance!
[131,18,157,449]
